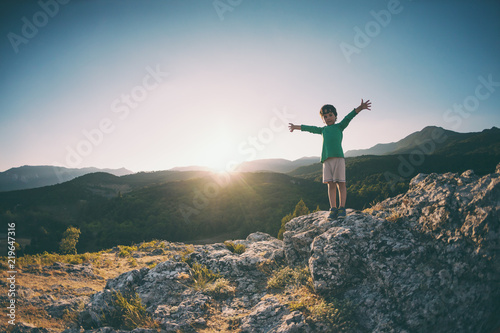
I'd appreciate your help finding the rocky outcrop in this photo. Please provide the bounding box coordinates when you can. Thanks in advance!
[74,232,292,332]
[285,166,500,332]
[62,166,498,333]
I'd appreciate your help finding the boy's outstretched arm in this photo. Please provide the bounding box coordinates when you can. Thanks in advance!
[288,123,301,132]
[355,99,372,114]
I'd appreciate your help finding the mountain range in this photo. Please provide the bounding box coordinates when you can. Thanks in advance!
[345,125,499,157]
[0,165,133,192]
[2,126,498,192]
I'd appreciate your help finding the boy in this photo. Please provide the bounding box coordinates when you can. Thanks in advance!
[288,99,371,219]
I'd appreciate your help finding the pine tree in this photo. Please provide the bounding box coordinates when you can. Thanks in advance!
[293,199,310,217]
[277,199,310,240]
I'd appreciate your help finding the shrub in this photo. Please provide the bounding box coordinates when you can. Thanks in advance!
[101,291,157,330]
[127,257,138,267]
[293,290,357,333]
[224,241,246,254]
[180,245,195,264]
[138,240,158,250]
[267,266,356,332]
[307,299,356,332]
[267,266,312,290]
[205,278,236,299]
[117,245,138,258]
[191,262,221,290]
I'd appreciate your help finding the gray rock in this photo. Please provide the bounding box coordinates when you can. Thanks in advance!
[283,211,337,266]
[282,169,500,332]
[239,297,290,332]
[276,310,311,333]
[46,296,90,319]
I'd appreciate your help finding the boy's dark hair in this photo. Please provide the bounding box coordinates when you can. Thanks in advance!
[320,104,337,117]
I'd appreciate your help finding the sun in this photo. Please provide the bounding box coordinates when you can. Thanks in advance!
[199,135,238,173]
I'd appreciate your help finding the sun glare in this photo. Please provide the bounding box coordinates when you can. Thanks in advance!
[200,135,237,173]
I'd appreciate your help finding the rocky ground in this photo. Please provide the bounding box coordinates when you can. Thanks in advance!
[2,164,499,332]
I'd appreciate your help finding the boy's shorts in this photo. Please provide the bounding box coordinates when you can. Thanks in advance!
[323,157,346,183]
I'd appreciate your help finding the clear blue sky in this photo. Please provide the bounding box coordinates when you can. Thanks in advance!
[1,0,499,172]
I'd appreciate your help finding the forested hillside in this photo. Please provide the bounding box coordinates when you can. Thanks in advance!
[0,172,328,255]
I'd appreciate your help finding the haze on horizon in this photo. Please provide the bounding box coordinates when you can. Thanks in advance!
[1,0,499,173]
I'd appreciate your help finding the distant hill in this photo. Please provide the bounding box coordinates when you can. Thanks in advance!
[344,126,499,157]
[0,171,327,255]
[0,165,133,192]
[236,157,319,173]
[169,166,212,172]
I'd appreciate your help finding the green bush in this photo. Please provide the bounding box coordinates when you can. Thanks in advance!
[117,245,138,258]
[267,266,312,290]
[267,265,356,332]
[290,290,357,332]
[59,227,81,255]
[224,241,246,254]
[102,291,157,330]
[190,262,221,290]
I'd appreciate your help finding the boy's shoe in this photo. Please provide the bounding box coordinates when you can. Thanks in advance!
[338,207,346,219]
[328,207,338,220]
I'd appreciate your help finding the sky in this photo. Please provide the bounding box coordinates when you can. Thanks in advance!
[1,0,499,172]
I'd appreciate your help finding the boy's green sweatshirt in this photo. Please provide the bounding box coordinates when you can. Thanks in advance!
[301,109,357,163]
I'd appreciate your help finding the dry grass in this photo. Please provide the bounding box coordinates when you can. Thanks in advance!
[386,210,403,223]
[199,302,247,333]
[0,243,192,332]
[363,202,384,215]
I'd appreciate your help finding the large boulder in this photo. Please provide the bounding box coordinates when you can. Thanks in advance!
[283,167,500,332]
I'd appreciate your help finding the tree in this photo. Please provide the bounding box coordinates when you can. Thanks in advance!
[293,199,310,217]
[59,226,81,255]
[277,199,310,240]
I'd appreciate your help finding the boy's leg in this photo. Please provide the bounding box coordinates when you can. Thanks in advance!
[337,182,347,218]
[327,181,337,208]
[327,181,339,219]
[337,182,347,207]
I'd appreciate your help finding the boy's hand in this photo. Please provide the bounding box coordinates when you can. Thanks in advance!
[356,99,371,113]
[288,123,300,132]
